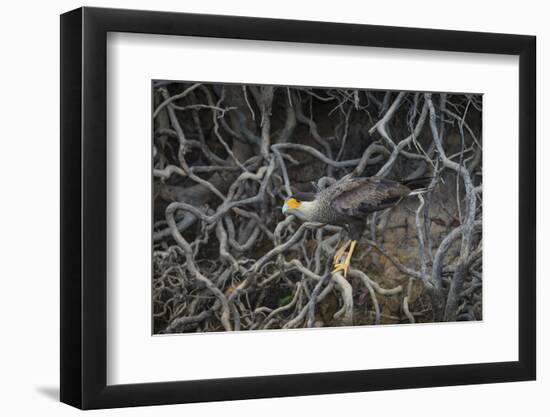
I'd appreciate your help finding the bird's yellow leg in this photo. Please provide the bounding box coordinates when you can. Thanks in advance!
[333,240,351,265]
[332,240,357,278]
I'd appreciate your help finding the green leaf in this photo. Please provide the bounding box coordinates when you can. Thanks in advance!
[278,294,293,307]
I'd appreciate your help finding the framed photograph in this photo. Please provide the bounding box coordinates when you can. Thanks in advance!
[60,6,536,409]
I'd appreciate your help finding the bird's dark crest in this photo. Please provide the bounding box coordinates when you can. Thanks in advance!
[290,191,316,202]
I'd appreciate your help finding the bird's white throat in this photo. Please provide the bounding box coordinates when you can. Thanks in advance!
[297,200,317,220]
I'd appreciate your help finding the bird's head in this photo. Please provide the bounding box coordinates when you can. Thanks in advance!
[282,193,316,220]
[282,196,302,215]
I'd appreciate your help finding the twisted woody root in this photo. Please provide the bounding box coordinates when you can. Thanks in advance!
[152,84,483,333]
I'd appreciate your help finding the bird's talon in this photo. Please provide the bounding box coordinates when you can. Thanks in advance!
[332,240,356,279]
[332,263,350,278]
[332,240,351,265]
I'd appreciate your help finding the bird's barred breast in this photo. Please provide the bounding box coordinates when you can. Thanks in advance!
[314,194,350,225]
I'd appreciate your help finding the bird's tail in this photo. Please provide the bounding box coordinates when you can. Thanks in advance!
[402,176,435,196]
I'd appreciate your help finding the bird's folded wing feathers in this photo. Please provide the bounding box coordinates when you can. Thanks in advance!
[330,177,410,216]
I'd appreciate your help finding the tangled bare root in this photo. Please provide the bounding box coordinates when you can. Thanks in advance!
[152,83,483,333]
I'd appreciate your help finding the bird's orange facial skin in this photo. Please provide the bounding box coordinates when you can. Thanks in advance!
[286,198,301,209]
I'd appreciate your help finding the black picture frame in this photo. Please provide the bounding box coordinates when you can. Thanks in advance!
[60,6,536,410]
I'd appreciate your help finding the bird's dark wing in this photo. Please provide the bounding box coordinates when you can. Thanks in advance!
[329,177,410,217]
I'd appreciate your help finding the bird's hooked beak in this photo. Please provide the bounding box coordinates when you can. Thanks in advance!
[282,197,302,216]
